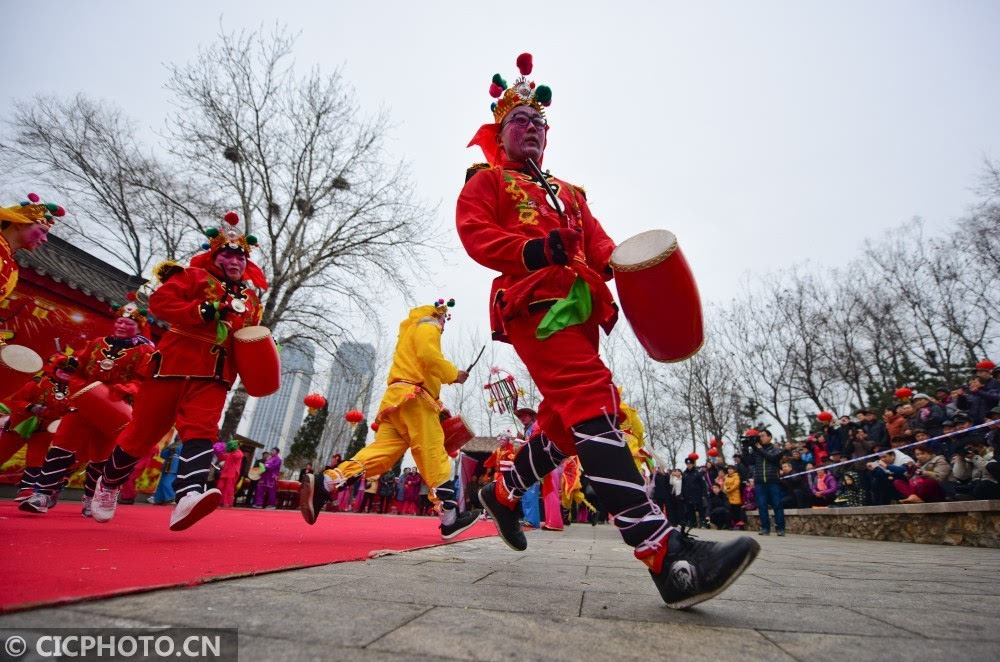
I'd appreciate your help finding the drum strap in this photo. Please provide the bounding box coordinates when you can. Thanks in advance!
[168,327,219,345]
[572,416,669,552]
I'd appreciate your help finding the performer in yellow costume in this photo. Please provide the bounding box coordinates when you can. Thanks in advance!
[300,299,483,539]
[0,192,65,303]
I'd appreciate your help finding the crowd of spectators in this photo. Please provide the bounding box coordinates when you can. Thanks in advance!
[652,361,1000,534]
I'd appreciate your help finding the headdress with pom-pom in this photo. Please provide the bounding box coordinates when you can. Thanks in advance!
[109,291,149,326]
[468,53,552,167]
[188,211,268,290]
[432,298,456,320]
[0,192,66,229]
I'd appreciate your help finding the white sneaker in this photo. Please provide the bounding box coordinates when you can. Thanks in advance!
[81,495,93,517]
[18,493,51,514]
[91,477,120,523]
[169,489,221,532]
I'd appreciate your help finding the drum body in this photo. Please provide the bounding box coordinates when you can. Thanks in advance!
[610,229,704,362]
[233,326,281,397]
[72,381,133,435]
[442,415,474,455]
[0,344,43,397]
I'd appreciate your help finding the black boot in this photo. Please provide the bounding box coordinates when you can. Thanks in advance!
[440,509,483,540]
[479,481,527,551]
[639,528,760,610]
[299,473,330,525]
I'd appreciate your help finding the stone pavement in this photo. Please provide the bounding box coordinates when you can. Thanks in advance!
[3,522,998,661]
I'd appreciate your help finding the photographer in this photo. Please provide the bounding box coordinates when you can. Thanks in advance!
[743,429,785,536]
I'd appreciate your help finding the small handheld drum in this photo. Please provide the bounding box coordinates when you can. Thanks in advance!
[71,381,133,435]
[0,344,43,397]
[442,415,474,455]
[610,229,704,362]
[233,326,281,397]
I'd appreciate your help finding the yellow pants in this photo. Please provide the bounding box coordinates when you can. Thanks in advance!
[325,399,452,506]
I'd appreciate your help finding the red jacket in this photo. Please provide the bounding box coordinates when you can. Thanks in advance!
[148,266,263,385]
[70,335,155,397]
[456,162,617,342]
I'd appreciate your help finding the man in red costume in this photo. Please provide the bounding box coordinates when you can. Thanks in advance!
[457,53,758,609]
[90,212,267,531]
[483,431,518,483]
[19,300,155,515]
[1,354,77,500]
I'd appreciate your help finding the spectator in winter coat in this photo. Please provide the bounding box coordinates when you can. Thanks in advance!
[911,394,946,438]
[742,478,757,511]
[868,451,906,505]
[779,462,812,509]
[378,470,397,513]
[834,470,865,507]
[748,429,785,535]
[681,458,708,527]
[808,466,839,506]
[707,484,733,530]
[885,406,908,442]
[722,466,742,524]
[956,377,1000,424]
[896,445,951,504]
[652,467,670,512]
[666,469,686,525]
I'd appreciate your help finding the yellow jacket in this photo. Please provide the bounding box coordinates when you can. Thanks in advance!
[376,306,459,421]
[723,472,742,505]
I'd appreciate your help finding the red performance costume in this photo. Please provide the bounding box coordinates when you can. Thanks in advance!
[458,54,758,609]
[1,354,76,500]
[90,211,268,531]
[19,300,155,515]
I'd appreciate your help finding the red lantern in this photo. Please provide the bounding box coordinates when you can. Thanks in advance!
[817,411,833,423]
[709,438,720,448]
[345,409,364,428]
[708,447,719,458]
[687,452,699,461]
[303,393,327,415]
[894,387,913,402]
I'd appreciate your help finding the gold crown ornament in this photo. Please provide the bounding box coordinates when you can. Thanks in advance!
[432,298,456,320]
[489,53,552,124]
[0,192,66,228]
[201,211,258,255]
[110,292,149,326]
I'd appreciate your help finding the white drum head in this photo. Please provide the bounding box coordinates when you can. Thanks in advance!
[0,344,44,374]
[233,326,271,342]
[610,230,677,269]
[48,419,61,433]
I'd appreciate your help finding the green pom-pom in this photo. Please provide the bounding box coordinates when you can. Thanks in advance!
[447,299,455,308]
[534,85,552,105]
[226,439,239,452]
[246,234,258,246]
[139,308,148,316]
[492,73,507,89]
[111,301,121,310]
[45,203,59,212]
[205,227,220,238]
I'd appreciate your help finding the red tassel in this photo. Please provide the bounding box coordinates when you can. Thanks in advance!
[516,53,533,76]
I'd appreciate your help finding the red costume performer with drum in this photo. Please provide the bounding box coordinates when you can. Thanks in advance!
[1,353,77,500]
[0,192,65,399]
[18,299,155,515]
[90,211,273,532]
[456,53,758,609]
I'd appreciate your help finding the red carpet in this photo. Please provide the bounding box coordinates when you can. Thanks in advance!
[0,502,496,613]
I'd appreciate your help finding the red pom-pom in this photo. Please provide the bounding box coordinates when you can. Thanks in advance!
[708,448,719,458]
[223,211,240,225]
[516,53,533,76]
[709,438,720,448]
[489,82,503,98]
[125,292,137,302]
[27,192,40,203]
[53,205,66,217]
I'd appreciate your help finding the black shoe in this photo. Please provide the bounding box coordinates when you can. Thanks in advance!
[478,482,527,551]
[646,529,760,610]
[299,474,330,526]
[440,509,483,540]
[758,530,770,536]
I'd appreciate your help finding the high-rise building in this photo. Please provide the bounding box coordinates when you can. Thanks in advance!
[245,339,316,456]
[317,342,376,463]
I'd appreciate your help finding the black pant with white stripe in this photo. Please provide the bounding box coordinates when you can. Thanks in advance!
[499,433,568,501]
[171,438,215,498]
[33,446,77,495]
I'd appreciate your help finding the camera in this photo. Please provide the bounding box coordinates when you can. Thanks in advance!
[740,434,760,455]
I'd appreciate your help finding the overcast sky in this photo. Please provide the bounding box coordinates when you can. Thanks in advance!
[5,1,999,400]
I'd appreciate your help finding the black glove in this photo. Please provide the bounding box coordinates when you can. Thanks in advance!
[522,229,583,270]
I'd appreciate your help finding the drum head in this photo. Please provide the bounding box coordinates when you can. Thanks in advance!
[0,344,44,374]
[48,419,61,433]
[610,230,677,270]
[233,326,271,342]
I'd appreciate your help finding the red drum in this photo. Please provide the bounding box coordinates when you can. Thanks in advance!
[71,381,133,436]
[610,229,703,362]
[0,344,43,397]
[233,326,281,397]
[442,415,474,455]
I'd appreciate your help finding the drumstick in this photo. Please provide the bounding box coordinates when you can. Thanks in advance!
[525,157,566,220]
[466,345,486,372]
